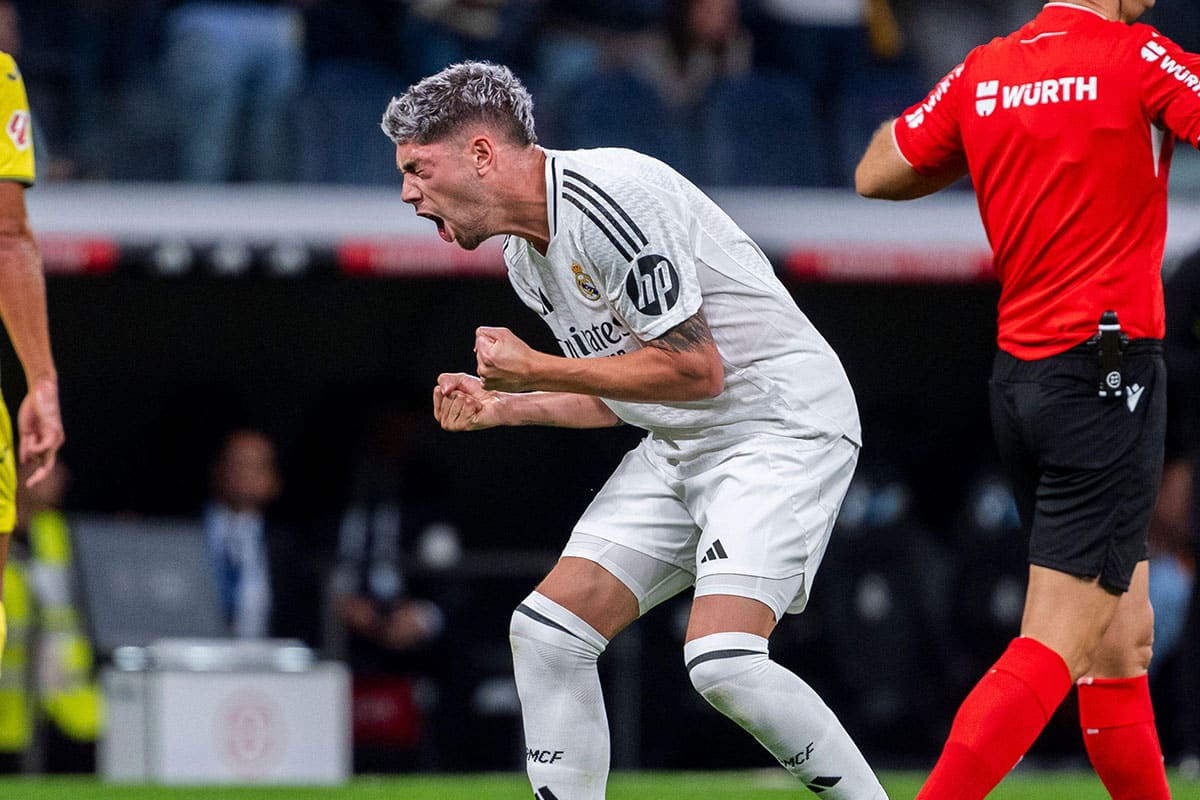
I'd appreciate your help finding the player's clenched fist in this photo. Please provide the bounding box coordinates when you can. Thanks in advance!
[432,372,503,431]
[474,326,543,392]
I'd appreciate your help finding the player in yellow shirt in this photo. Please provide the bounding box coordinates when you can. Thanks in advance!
[0,52,66,673]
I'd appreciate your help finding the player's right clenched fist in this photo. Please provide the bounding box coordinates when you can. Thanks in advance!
[474,326,544,392]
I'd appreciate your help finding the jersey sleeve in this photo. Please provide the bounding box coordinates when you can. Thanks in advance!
[0,53,35,186]
[1135,26,1200,150]
[564,170,701,342]
[891,62,967,175]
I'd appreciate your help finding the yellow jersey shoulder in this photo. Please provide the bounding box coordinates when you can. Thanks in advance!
[0,52,35,186]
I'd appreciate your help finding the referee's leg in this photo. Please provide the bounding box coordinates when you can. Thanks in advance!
[916,568,1114,800]
[1076,561,1172,800]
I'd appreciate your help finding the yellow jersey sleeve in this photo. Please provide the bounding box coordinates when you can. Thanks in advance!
[0,53,34,186]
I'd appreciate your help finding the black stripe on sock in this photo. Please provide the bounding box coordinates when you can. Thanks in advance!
[685,648,763,672]
[515,603,587,644]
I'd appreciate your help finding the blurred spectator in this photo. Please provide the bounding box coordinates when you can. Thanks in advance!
[163,1,310,181]
[1162,248,1200,775]
[570,0,829,185]
[892,0,1041,88]
[623,0,753,113]
[205,428,319,642]
[0,462,101,774]
[528,0,659,146]
[396,0,538,85]
[583,0,753,180]
[297,2,402,184]
[744,0,922,185]
[328,403,461,769]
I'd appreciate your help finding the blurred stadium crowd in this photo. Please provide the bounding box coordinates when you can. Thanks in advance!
[6,0,1194,188]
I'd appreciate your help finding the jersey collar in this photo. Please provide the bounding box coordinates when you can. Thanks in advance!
[544,148,561,246]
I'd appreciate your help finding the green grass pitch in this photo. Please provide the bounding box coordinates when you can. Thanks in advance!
[2,771,1198,799]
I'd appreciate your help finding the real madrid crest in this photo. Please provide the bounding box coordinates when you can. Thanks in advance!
[572,262,601,302]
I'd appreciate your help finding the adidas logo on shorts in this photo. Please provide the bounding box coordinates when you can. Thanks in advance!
[700,539,729,564]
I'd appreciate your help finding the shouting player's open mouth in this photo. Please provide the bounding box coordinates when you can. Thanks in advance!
[417,211,452,242]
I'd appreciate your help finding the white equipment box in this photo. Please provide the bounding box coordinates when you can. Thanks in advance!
[100,639,351,784]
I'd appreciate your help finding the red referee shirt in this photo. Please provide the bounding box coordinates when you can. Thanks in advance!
[894,2,1200,359]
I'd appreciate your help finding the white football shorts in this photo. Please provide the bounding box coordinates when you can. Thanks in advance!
[562,432,858,620]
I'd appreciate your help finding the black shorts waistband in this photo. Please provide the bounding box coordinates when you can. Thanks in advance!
[999,337,1163,365]
[1061,337,1162,358]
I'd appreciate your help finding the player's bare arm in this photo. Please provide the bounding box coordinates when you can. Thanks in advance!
[433,372,620,431]
[646,308,715,355]
[855,120,968,200]
[474,309,723,401]
[0,181,63,486]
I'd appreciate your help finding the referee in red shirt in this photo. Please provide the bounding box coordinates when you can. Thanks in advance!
[857,2,1200,799]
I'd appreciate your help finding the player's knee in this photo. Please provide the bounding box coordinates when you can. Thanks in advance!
[509,593,607,669]
[684,633,770,714]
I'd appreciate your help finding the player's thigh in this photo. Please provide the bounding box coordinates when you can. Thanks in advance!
[689,434,858,621]
[551,439,699,632]
[0,398,14,533]
[533,557,643,641]
[685,593,777,642]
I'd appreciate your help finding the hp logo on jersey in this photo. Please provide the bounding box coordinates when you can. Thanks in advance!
[625,254,680,316]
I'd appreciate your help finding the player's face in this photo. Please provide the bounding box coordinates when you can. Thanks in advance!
[396,139,493,251]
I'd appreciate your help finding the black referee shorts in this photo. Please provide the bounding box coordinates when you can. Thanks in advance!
[988,339,1166,594]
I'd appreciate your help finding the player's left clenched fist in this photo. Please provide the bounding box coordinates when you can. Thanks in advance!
[474,326,544,392]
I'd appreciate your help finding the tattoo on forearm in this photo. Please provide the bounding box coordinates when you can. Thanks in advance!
[650,309,714,354]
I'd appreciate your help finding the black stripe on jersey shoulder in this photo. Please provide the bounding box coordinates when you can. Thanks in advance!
[562,193,632,261]
[549,157,558,236]
[561,168,648,247]
[562,179,640,255]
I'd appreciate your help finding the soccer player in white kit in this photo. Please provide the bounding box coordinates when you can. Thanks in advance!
[381,62,886,800]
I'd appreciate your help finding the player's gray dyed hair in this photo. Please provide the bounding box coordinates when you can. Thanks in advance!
[381,61,537,146]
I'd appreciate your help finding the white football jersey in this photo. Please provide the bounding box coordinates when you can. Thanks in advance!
[504,148,861,457]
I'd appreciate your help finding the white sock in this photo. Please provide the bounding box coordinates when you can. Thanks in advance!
[685,632,888,800]
[510,592,610,800]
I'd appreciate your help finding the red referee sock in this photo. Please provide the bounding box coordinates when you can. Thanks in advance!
[1078,675,1171,800]
[916,637,1073,800]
